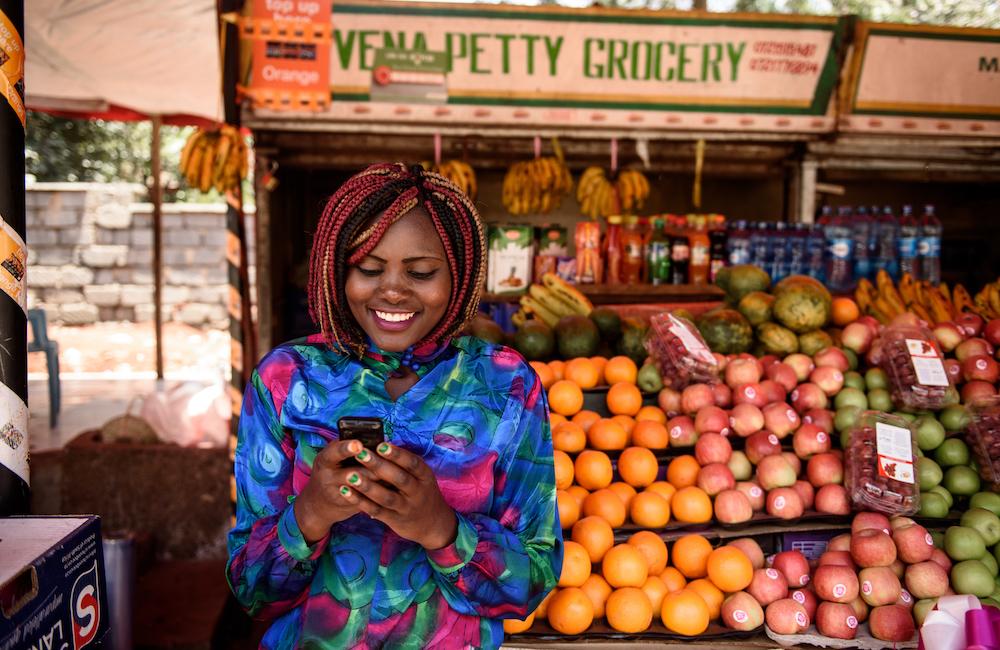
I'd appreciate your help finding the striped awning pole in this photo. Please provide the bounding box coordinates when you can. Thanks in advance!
[0,0,28,515]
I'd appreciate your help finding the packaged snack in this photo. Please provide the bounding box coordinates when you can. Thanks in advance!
[844,411,920,516]
[645,312,720,389]
[967,396,1000,492]
[487,225,533,294]
[879,324,958,411]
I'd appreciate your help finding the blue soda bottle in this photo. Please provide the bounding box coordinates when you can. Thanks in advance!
[852,206,873,282]
[919,204,942,284]
[898,204,920,279]
[770,222,790,281]
[750,222,770,268]
[806,224,826,283]
[787,223,807,277]
[874,205,900,280]
[826,207,854,292]
[727,220,752,266]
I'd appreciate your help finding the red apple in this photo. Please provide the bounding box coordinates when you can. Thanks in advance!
[714,489,754,524]
[713,353,728,371]
[814,565,860,603]
[827,533,852,553]
[802,408,834,433]
[726,358,762,389]
[841,322,874,355]
[817,601,860,640]
[666,415,698,447]
[762,402,800,439]
[790,588,818,621]
[933,322,965,353]
[793,423,831,459]
[784,353,816,382]
[956,337,994,362]
[867,341,885,368]
[728,450,753,481]
[759,379,787,404]
[929,548,952,573]
[815,484,851,514]
[729,403,765,438]
[748,567,789,606]
[904,561,949,599]
[771,551,811,588]
[736,481,766,512]
[984,319,1000,347]
[858,566,902,607]
[962,380,997,404]
[868,605,916,643]
[891,312,924,329]
[810,366,846,397]
[765,598,809,635]
[790,383,829,414]
[892,523,935,564]
[962,355,1000,383]
[712,382,733,409]
[681,383,716,414]
[694,406,731,436]
[721,591,764,631]
[792,480,815,510]
[766,362,799,393]
[814,347,850,372]
[728,538,765,570]
[956,312,985,338]
[757,455,798,489]
[745,430,782,464]
[853,512,892,536]
[767,487,805,520]
[896,588,914,609]
[819,550,856,569]
[944,358,963,384]
[733,382,767,408]
[889,559,905,579]
[658,387,682,416]
[850,596,870,623]
[694,432,732,465]
[851,529,897,568]
[782,452,802,476]
[697,463,736,497]
[857,316,881,338]
[807,452,844,487]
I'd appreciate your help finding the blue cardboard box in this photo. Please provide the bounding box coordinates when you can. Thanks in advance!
[0,516,110,650]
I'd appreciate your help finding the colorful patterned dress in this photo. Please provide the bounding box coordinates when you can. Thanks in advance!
[227,335,562,649]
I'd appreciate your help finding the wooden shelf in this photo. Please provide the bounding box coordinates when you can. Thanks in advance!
[483,284,725,305]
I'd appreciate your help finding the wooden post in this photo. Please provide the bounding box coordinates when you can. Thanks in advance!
[151,115,164,380]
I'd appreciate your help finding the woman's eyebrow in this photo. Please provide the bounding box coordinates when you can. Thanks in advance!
[363,254,445,263]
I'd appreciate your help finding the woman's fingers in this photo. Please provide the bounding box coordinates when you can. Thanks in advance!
[315,439,363,469]
[353,443,421,493]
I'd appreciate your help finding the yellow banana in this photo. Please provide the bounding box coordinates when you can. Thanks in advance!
[519,295,561,328]
[542,272,594,316]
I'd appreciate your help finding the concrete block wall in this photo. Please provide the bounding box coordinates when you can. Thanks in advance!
[26,183,256,328]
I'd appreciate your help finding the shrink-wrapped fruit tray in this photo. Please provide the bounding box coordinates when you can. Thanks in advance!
[765,623,917,649]
[966,395,1000,492]
[878,324,957,412]
[843,411,920,516]
[646,313,720,390]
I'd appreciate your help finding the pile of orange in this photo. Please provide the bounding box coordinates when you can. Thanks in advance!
[520,532,755,637]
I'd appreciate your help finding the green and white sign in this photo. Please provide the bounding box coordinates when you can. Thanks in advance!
[318,1,843,132]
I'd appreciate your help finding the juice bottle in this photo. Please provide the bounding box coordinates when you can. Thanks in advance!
[621,216,644,284]
[647,217,671,286]
[669,215,691,285]
[708,214,728,282]
[574,221,603,284]
[688,214,710,285]
[604,215,623,284]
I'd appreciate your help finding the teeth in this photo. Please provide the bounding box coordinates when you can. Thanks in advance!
[375,310,414,323]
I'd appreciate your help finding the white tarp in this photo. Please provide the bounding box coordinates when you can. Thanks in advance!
[24,0,221,121]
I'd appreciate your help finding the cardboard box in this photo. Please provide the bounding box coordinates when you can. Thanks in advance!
[1,516,111,650]
[487,225,534,294]
[535,225,568,257]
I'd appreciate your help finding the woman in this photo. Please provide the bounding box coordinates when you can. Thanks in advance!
[227,163,562,649]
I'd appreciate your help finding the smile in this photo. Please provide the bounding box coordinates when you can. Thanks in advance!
[374,310,415,323]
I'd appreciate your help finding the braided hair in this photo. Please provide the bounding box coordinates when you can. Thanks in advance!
[307,162,486,357]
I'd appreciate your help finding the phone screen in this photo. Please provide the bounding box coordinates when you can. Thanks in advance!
[338,417,384,467]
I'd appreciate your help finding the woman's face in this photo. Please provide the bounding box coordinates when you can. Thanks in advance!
[345,207,452,353]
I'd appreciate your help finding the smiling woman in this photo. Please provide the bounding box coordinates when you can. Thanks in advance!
[227,163,562,650]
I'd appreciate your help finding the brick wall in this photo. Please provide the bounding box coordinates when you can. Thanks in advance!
[26,183,256,328]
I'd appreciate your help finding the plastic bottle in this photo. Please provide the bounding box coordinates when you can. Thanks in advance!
[621,216,644,284]
[825,207,854,292]
[769,222,789,281]
[604,215,623,284]
[688,215,711,285]
[647,217,671,286]
[851,206,873,282]
[816,205,833,227]
[709,214,728,283]
[787,223,808,277]
[750,221,770,268]
[806,224,826,283]
[874,205,900,280]
[918,204,942,285]
[898,204,920,279]
[669,216,691,285]
[726,219,751,266]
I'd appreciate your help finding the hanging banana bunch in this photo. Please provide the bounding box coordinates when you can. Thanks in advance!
[576,167,617,219]
[616,168,651,213]
[501,144,573,216]
[426,159,477,200]
[179,124,249,194]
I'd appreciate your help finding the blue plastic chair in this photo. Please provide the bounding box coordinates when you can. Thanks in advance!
[27,309,60,427]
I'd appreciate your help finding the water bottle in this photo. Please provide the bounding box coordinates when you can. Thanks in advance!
[851,206,873,282]
[826,207,854,292]
[918,204,942,284]
[787,223,808,277]
[750,222,770,268]
[898,204,920,279]
[770,222,790,281]
[806,224,826,283]
[726,220,752,266]
[874,205,900,280]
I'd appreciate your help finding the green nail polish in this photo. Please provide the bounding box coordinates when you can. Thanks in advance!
[377,443,390,454]
[356,449,370,462]
[348,473,360,485]
[339,486,351,496]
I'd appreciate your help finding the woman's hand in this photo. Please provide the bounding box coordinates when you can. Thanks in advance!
[293,440,365,544]
[341,442,458,550]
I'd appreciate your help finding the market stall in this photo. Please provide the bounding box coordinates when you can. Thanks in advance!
[234,1,1000,647]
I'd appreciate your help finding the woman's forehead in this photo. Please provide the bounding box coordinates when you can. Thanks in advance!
[363,207,446,259]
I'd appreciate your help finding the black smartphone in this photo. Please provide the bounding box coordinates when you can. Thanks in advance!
[338,417,385,467]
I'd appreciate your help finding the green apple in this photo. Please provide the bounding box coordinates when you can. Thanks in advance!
[843,371,866,391]
[934,438,970,467]
[834,387,868,411]
[970,492,1000,517]
[918,492,950,519]
[914,416,946,451]
[943,466,981,497]
[961,508,1000,546]
[945,525,987,561]
[980,550,999,577]
[867,388,893,412]
[918,457,943,491]
[865,368,889,391]
[929,485,954,509]
[952,559,996,597]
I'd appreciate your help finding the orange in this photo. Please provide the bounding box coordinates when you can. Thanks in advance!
[632,420,669,449]
[571,516,615,563]
[706,546,754,593]
[659,567,687,593]
[618,447,659,488]
[582,489,627,528]
[549,380,584,417]
[574,450,613,490]
[661,589,710,636]
[558,540,592,588]
[645,481,677,504]
[687,579,724,620]
[606,587,653,634]
[587,419,627,451]
[666,455,701,489]
[605,356,639,385]
[550,413,567,429]
[627,530,669,575]
[535,588,557,620]
[565,357,600,389]
[607,481,637,509]
[553,421,586,453]
[641,575,669,613]
[579,573,613,619]
[547,587,594,635]
[571,409,601,433]
[671,534,713,579]
[567,485,589,507]
[832,296,861,327]
[530,361,555,390]
[548,359,566,382]
[553,450,575,490]
[557,489,581,529]
[611,415,637,441]
[629,491,671,528]
[602,543,649,588]
[503,610,536,634]
[671,486,713,524]
[607,382,643,416]
[636,405,667,424]
[589,356,608,385]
